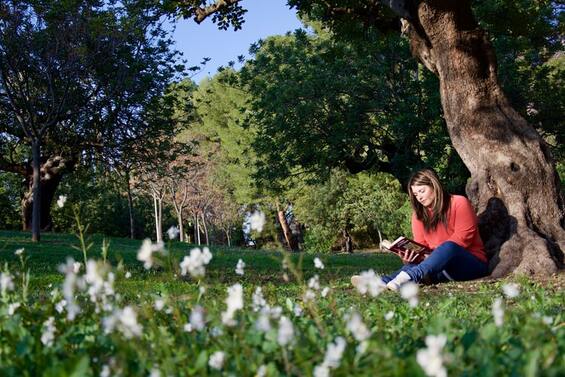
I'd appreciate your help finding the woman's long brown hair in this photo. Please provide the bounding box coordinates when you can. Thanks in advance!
[408,168,451,232]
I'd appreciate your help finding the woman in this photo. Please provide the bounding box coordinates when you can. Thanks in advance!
[356,168,489,291]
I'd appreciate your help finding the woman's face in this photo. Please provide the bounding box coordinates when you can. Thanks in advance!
[411,184,435,209]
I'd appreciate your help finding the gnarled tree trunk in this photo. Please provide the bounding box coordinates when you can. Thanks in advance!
[21,154,75,232]
[402,0,564,276]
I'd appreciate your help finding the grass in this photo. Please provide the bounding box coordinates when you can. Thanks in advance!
[0,230,563,376]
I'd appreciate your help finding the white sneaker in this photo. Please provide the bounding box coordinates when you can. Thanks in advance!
[386,271,412,291]
[351,275,361,288]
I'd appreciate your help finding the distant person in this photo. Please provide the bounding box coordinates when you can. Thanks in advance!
[352,168,489,290]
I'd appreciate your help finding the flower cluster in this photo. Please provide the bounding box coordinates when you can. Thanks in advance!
[137,239,165,269]
[417,334,448,377]
[180,247,213,278]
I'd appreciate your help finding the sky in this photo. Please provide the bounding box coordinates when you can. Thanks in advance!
[170,0,305,83]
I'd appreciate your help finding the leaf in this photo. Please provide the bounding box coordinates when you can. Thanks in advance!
[194,350,208,371]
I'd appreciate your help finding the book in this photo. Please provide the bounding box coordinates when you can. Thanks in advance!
[380,236,432,263]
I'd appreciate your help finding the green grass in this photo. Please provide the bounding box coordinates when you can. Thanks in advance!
[0,230,563,376]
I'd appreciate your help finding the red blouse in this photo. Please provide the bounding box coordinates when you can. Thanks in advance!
[411,195,487,263]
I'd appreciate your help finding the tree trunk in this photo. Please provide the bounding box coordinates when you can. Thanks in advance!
[21,154,72,231]
[31,139,41,242]
[177,211,185,242]
[125,171,135,239]
[201,212,209,246]
[277,204,299,251]
[153,193,163,243]
[403,0,564,276]
[195,214,201,245]
[226,228,231,247]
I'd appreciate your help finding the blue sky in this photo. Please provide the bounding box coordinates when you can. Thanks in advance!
[171,0,304,83]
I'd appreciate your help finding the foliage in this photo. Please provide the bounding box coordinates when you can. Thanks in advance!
[0,172,21,230]
[473,0,565,160]
[51,166,158,239]
[0,231,563,376]
[292,170,411,252]
[238,29,455,191]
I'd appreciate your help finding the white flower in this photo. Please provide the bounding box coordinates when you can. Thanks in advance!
[0,272,15,294]
[542,316,553,325]
[303,289,316,303]
[345,311,371,342]
[8,302,20,315]
[400,282,419,307]
[14,248,24,256]
[73,262,82,274]
[235,259,245,276]
[502,283,520,298]
[58,258,82,320]
[137,239,164,269]
[100,365,111,377]
[313,365,330,377]
[84,260,115,306]
[56,195,67,208]
[256,365,267,377]
[154,298,165,311]
[125,271,132,279]
[208,351,225,370]
[277,315,294,347]
[314,257,325,269]
[255,313,272,332]
[322,336,347,369]
[321,287,330,298]
[277,316,295,346]
[41,317,56,346]
[416,334,448,377]
[190,305,206,331]
[55,300,66,314]
[308,275,320,291]
[183,323,193,332]
[252,286,266,311]
[103,306,143,339]
[167,226,180,240]
[492,297,504,327]
[384,311,395,321]
[180,247,213,278]
[354,270,386,297]
[249,211,266,233]
[293,304,303,317]
[221,283,243,326]
[149,368,161,377]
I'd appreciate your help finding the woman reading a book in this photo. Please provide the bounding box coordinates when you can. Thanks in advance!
[362,168,489,290]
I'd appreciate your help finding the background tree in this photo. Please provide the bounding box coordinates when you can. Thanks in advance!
[0,0,182,241]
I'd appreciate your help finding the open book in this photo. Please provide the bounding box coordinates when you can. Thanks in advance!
[381,236,432,263]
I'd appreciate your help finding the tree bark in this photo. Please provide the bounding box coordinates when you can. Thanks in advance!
[195,214,201,245]
[152,193,163,243]
[31,139,41,242]
[201,212,209,246]
[277,203,299,251]
[21,154,73,232]
[402,0,564,276]
[177,211,185,242]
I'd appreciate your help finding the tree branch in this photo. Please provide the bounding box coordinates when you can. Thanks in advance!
[192,0,242,24]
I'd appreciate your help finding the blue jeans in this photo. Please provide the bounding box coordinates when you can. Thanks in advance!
[382,241,488,284]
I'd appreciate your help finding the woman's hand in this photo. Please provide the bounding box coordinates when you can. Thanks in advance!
[400,249,420,264]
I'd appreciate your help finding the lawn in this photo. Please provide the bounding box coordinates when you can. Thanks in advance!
[0,230,563,376]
